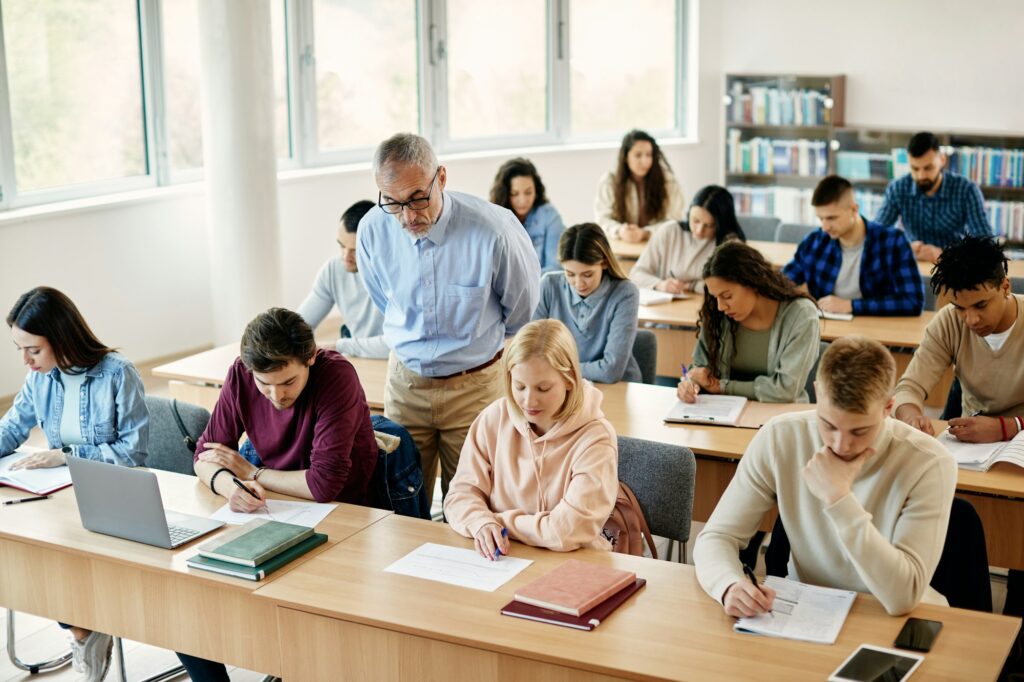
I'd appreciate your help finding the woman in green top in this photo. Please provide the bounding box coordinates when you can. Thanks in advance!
[678,241,820,403]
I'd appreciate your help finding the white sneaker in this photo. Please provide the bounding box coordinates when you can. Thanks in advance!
[78,631,113,681]
[68,633,87,674]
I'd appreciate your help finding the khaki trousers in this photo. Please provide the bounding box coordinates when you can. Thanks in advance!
[384,353,503,500]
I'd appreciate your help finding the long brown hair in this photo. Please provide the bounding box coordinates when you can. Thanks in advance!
[612,129,672,226]
[698,241,814,376]
[6,287,114,373]
[558,223,628,280]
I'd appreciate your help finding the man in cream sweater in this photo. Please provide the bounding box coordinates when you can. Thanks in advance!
[694,336,956,617]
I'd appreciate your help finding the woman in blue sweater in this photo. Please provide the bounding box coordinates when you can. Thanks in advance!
[490,157,566,273]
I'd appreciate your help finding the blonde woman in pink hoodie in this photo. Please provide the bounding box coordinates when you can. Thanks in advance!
[444,319,619,560]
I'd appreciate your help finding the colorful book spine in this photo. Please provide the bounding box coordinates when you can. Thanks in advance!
[727,83,831,126]
[726,132,827,178]
[948,147,1024,188]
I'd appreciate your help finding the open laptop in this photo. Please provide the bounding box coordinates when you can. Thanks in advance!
[67,457,224,549]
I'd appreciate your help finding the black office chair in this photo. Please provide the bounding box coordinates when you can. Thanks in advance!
[631,330,658,385]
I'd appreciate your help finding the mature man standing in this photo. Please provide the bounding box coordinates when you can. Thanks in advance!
[875,131,992,263]
[357,133,540,498]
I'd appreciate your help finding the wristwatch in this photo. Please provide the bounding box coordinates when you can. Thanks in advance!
[61,445,74,457]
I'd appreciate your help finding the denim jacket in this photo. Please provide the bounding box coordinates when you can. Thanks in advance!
[0,352,148,466]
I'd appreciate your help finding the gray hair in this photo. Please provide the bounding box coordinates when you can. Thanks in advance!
[373,133,438,182]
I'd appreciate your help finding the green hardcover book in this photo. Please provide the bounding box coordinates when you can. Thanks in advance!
[196,518,315,567]
[187,532,327,581]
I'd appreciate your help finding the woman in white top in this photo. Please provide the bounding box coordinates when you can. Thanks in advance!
[630,185,747,294]
[594,129,684,243]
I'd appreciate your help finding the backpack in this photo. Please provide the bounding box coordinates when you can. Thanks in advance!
[602,481,657,559]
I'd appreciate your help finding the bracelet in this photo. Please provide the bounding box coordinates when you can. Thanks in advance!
[252,467,266,482]
[209,467,234,493]
[999,416,1009,441]
[1016,416,1024,434]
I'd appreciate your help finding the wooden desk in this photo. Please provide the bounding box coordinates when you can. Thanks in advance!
[153,344,388,412]
[255,514,1020,682]
[597,381,1024,569]
[0,471,391,675]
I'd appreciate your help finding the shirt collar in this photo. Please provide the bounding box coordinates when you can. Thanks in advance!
[570,275,612,307]
[409,191,450,246]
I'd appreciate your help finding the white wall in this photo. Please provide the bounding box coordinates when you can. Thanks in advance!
[3,0,1022,396]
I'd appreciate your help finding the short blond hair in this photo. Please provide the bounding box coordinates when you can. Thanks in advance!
[816,336,896,413]
[504,320,584,422]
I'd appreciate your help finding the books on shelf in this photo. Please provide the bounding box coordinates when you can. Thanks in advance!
[985,199,1024,241]
[187,532,327,581]
[938,429,1024,472]
[197,519,315,567]
[727,81,832,126]
[835,151,892,181]
[729,185,815,225]
[513,559,636,617]
[501,578,646,631]
[949,147,1024,189]
[726,130,828,177]
[0,449,72,496]
[734,576,856,645]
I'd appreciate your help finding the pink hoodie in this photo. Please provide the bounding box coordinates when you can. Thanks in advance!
[444,381,619,551]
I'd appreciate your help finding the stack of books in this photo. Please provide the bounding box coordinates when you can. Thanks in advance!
[501,559,645,631]
[186,518,327,581]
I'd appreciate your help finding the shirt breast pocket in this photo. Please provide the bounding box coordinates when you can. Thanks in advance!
[93,420,117,444]
[441,284,488,338]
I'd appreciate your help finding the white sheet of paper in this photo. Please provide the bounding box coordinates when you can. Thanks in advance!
[937,430,1000,466]
[384,542,533,592]
[0,448,72,495]
[210,499,337,527]
[817,309,854,321]
[734,576,856,645]
[665,395,748,425]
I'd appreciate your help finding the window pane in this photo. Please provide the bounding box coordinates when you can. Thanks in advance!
[163,0,204,171]
[3,0,146,191]
[569,0,677,137]
[269,0,290,158]
[314,0,418,151]
[446,0,546,140]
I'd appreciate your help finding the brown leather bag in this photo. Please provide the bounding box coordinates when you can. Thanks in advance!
[602,481,657,559]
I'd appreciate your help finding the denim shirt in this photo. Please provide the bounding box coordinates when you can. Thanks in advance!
[0,352,148,466]
[523,202,565,273]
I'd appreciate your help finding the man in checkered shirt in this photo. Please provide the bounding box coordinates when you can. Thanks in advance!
[784,175,924,317]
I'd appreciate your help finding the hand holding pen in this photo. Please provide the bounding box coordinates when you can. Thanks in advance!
[677,364,701,403]
[229,476,267,514]
[723,564,776,618]
[474,523,510,561]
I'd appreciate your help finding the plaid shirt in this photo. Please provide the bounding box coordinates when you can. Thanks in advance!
[783,219,924,316]
[875,172,992,248]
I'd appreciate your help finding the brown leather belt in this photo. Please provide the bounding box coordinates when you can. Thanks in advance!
[433,349,503,380]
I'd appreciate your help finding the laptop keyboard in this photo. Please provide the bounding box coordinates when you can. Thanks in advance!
[168,524,202,547]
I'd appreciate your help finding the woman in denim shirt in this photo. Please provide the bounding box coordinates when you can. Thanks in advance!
[0,286,148,681]
[490,157,565,273]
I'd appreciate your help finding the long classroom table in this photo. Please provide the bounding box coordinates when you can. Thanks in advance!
[0,470,391,677]
[254,513,1020,682]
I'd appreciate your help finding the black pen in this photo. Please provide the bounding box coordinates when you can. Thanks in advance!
[743,563,773,617]
[4,494,51,505]
[231,477,262,501]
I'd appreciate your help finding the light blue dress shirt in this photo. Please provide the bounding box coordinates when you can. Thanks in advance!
[0,352,149,466]
[522,202,565,273]
[533,272,641,383]
[357,190,541,377]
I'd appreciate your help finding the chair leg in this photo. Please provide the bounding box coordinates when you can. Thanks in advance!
[113,637,189,682]
[5,610,73,674]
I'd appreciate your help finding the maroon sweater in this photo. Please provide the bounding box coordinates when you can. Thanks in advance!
[195,349,377,504]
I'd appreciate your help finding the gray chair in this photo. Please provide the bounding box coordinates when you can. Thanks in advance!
[1012,276,1024,295]
[804,341,830,403]
[631,330,658,385]
[774,223,817,244]
[737,215,782,242]
[616,436,696,562]
[921,274,937,311]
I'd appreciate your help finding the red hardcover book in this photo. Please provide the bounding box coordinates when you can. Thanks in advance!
[513,559,637,616]
[501,579,646,631]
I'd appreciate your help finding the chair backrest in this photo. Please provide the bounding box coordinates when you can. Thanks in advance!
[631,330,658,385]
[804,341,829,403]
[774,223,817,244]
[143,396,210,475]
[765,497,993,612]
[737,214,782,242]
[921,274,937,311]
[615,436,695,546]
[1011,276,1024,295]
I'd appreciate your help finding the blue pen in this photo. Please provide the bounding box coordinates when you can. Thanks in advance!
[494,527,509,560]
[681,364,688,380]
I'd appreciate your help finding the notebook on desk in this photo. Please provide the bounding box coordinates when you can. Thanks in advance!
[665,395,749,426]
[0,448,72,495]
[637,289,689,306]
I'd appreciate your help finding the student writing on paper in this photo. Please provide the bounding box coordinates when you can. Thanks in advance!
[677,241,820,404]
[0,287,150,682]
[783,175,923,317]
[534,223,641,383]
[594,129,684,243]
[445,320,619,559]
[296,199,389,359]
[490,157,566,273]
[694,337,956,617]
[629,185,746,295]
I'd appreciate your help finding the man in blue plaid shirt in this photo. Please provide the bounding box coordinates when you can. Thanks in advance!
[875,132,992,263]
[784,175,924,317]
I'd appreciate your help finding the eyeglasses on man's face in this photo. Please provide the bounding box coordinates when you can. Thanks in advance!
[378,167,441,215]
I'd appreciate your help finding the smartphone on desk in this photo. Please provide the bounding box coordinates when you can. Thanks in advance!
[893,617,942,652]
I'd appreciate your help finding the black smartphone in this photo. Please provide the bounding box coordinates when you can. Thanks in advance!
[893,617,942,652]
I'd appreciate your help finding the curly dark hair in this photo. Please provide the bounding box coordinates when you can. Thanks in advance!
[930,236,1008,295]
[489,157,548,213]
[612,129,673,226]
[699,241,814,376]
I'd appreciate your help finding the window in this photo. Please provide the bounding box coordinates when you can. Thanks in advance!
[3,0,147,192]
[312,0,419,153]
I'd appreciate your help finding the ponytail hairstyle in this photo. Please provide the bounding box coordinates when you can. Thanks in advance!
[558,223,628,280]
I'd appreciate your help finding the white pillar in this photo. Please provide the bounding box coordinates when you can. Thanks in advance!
[197,0,282,343]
